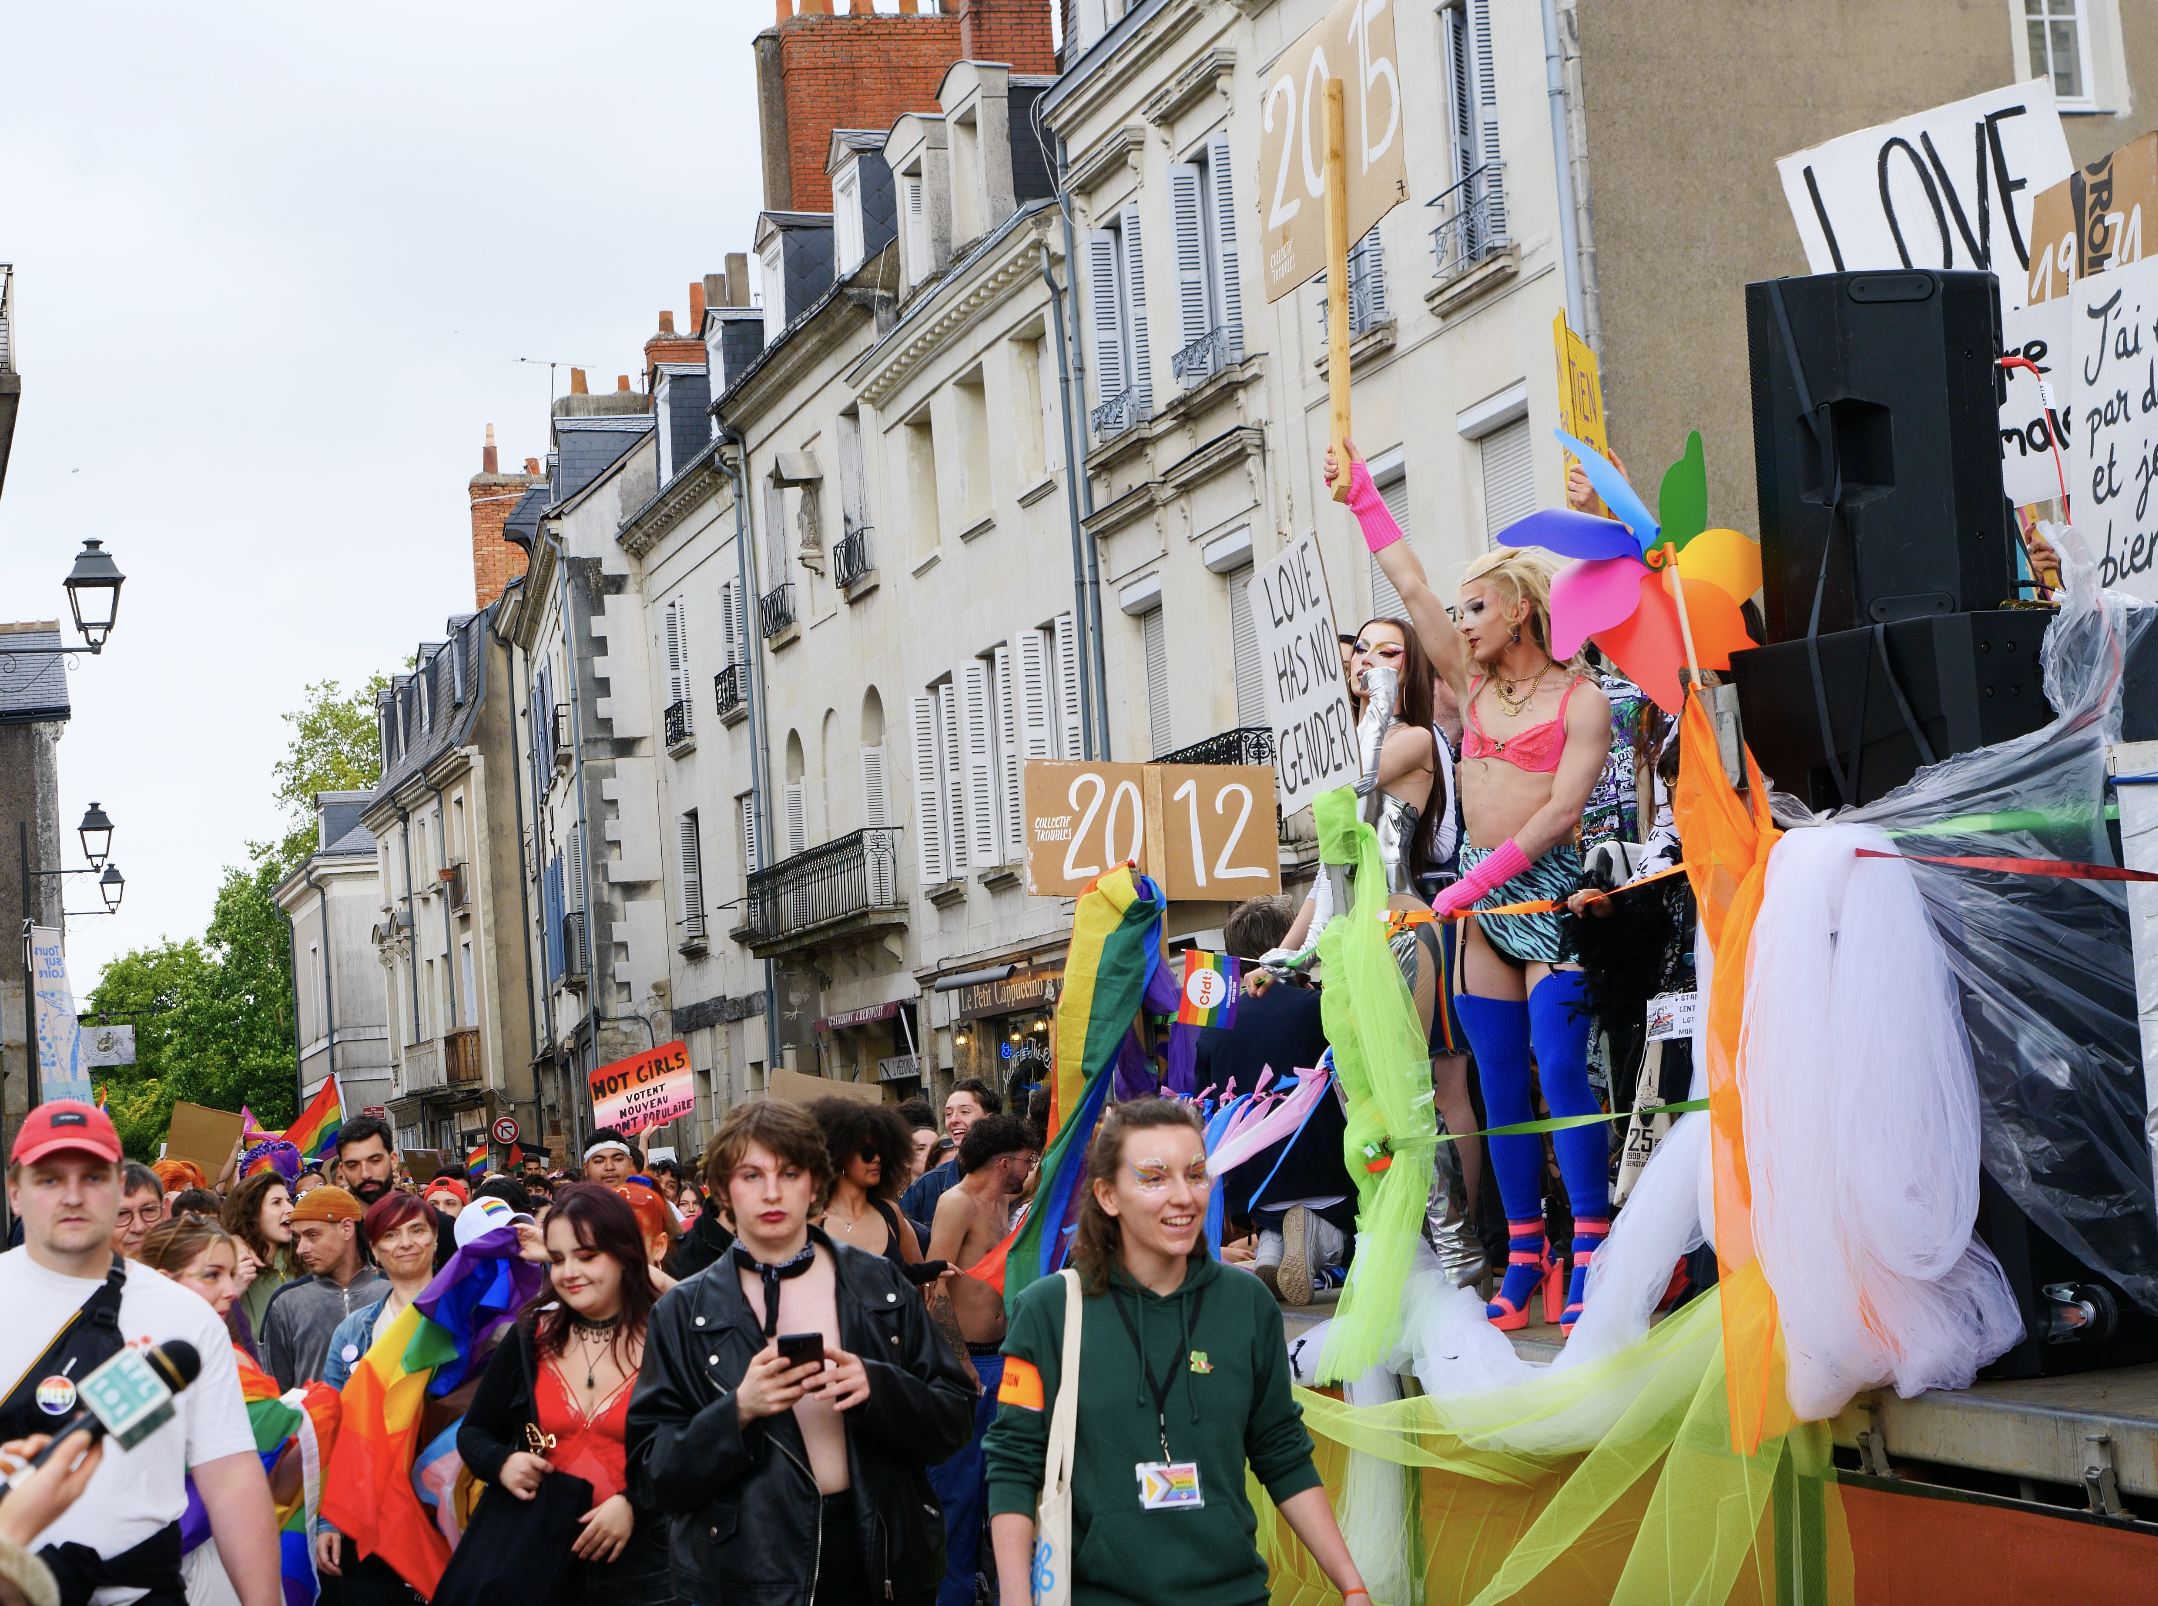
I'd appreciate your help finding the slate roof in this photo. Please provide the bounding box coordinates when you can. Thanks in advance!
[503,484,548,552]
[551,416,655,509]
[323,822,377,856]
[656,364,712,480]
[367,608,490,806]
[0,622,70,724]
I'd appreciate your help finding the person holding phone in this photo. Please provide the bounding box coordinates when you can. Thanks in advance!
[627,1101,973,1606]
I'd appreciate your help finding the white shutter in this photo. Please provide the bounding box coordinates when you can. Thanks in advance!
[1142,606,1171,757]
[960,662,998,868]
[784,782,807,858]
[733,579,752,665]
[1480,419,1538,546]
[1052,612,1085,761]
[718,582,737,668]
[1372,474,1411,619]
[765,481,789,594]
[1119,203,1153,416]
[860,744,895,903]
[1169,163,1210,356]
[1470,0,1506,235]
[992,642,1022,861]
[1227,564,1265,727]
[838,410,869,534]
[739,792,762,875]
[664,601,691,722]
[1360,226,1388,326]
[910,696,946,883]
[1206,131,1244,359]
[1086,231,1126,410]
[678,814,704,939]
[937,681,971,873]
[1017,627,1053,760]
[1037,337,1064,473]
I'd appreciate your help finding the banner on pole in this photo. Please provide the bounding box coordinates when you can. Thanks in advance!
[587,1039,695,1135]
[83,1023,136,1068]
[29,928,91,1105]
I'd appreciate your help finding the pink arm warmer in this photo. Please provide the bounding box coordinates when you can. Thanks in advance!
[1431,839,1533,919]
[1343,461,1403,553]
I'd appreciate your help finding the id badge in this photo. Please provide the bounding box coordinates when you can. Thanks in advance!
[1135,1460,1205,1511]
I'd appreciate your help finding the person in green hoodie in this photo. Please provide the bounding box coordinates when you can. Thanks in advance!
[983,1099,1368,1606]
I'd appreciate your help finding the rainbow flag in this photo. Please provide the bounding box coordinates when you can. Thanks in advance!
[1173,949,1240,1028]
[465,1143,488,1179]
[235,1347,340,1606]
[284,1075,344,1161]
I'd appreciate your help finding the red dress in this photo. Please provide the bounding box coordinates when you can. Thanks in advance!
[534,1359,632,1507]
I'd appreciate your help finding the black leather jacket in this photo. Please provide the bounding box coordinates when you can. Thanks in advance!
[626,1227,975,1605]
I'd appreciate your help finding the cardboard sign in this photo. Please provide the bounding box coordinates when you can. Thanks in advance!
[1021,762,1282,900]
[2028,131,2158,304]
[165,1102,247,1180]
[1253,531,1357,812]
[588,1039,696,1136]
[405,1148,444,1184]
[1255,0,1409,303]
[1645,991,1700,1043]
[768,1065,883,1107]
[82,1024,135,1069]
[1554,310,1609,510]
[2070,255,2158,600]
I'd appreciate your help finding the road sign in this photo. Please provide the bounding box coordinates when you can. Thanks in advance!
[491,1115,520,1146]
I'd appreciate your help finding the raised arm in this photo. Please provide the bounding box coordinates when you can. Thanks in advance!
[1327,439,1468,698]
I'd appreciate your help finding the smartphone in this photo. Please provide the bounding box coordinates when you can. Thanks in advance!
[776,1332,825,1372]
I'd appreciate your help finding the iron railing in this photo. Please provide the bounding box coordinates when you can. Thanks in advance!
[1091,385,1142,438]
[1429,162,1509,280]
[551,703,572,763]
[715,663,744,720]
[759,582,797,639]
[0,264,12,375]
[739,827,903,947]
[1317,240,1388,342]
[444,1027,482,1085]
[664,699,693,749]
[1171,326,1237,386]
[833,525,874,590]
[561,910,588,984]
[1157,726,1294,843]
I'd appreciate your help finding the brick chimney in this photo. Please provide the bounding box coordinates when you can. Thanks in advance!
[756,0,1055,213]
[469,425,542,611]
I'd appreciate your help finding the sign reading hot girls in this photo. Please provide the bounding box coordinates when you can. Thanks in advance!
[1254,531,1356,811]
[588,1039,695,1136]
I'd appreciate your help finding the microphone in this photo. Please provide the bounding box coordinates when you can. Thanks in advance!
[5,1341,201,1486]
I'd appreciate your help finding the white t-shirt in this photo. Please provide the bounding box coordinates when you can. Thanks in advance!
[0,1250,255,1605]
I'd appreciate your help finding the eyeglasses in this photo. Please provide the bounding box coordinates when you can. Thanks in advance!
[114,1202,164,1229]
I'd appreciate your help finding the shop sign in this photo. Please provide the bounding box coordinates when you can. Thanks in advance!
[813,1000,904,1035]
[956,969,1062,1021]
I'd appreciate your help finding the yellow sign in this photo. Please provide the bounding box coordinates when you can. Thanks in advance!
[1021,761,1281,901]
[1553,309,1607,512]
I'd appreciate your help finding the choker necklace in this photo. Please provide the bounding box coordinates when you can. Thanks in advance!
[569,1311,620,1335]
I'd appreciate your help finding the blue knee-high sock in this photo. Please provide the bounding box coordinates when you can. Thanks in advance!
[1455,994,1540,1221]
[1528,971,1610,1224]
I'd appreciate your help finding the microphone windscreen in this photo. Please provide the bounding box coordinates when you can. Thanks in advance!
[146,1340,201,1392]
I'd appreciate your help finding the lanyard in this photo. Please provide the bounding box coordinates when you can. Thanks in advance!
[1109,1282,1207,1463]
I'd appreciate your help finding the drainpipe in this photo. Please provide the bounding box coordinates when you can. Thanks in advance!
[1540,0,1586,337]
[302,861,334,1096]
[1040,242,1099,764]
[717,422,782,1074]
[1055,132,1112,761]
[490,599,548,1136]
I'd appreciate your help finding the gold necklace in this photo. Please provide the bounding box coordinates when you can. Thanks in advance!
[1492,662,1551,718]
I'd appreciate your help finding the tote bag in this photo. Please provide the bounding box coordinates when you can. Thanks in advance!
[1032,1267,1084,1606]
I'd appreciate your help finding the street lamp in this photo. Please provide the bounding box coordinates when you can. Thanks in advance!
[62,540,125,649]
[77,803,112,870]
[97,864,124,914]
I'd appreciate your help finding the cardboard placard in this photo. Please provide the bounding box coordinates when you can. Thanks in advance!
[164,1102,247,1180]
[1255,0,1409,303]
[1253,531,1357,812]
[2070,254,2158,600]
[2028,131,2158,303]
[1554,310,1609,510]
[767,1066,883,1107]
[405,1149,444,1184]
[1021,761,1282,900]
[588,1040,697,1136]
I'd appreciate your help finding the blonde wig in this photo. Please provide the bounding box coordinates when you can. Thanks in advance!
[1459,546,1586,673]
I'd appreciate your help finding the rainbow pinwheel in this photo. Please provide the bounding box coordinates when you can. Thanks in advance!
[1497,430,1762,713]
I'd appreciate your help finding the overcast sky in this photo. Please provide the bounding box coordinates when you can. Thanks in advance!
[0,3,770,994]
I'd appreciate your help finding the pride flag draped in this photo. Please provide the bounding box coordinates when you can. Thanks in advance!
[181,1348,341,1606]
[1004,865,1166,1310]
[284,1075,345,1160]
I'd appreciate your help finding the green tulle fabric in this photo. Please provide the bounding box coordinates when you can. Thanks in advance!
[1312,787,1437,1384]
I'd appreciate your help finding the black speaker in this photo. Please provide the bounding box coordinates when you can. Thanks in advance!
[1976,1170,2158,1379]
[1725,609,2051,809]
[1746,270,2014,641]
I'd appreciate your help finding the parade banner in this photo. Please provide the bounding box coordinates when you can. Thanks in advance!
[1776,80,2076,506]
[28,927,91,1105]
[2070,252,2158,600]
[1253,530,1356,813]
[1021,761,1280,899]
[1255,0,1408,302]
[82,1022,135,1068]
[587,1038,694,1135]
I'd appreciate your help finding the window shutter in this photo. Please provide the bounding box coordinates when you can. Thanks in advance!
[1373,473,1411,618]
[733,580,752,666]
[678,815,704,940]
[937,682,971,873]
[664,602,689,717]
[1169,163,1210,356]
[765,482,789,595]
[1206,131,1244,359]
[1037,337,1064,473]
[860,744,895,902]
[1470,0,1506,234]
[740,791,763,876]
[783,781,807,860]
[1119,203,1153,416]
[960,662,998,867]
[717,582,736,668]
[992,642,1023,861]
[543,854,563,982]
[1227,564,1265,727]
[1017,627,1053,761]
[1142,606,1171,757]
[1052,612,1086,761]
[910,697,945,883]
[1360,226,1388,325]
[568,822,585,912]
[1445,6,1475,182]
[1086,231,1126,409]
[1480,418,1538,544]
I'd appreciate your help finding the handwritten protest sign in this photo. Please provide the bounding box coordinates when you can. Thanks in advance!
[588,1039,695,1135]
[1777,80,2076,507]
[2028,131,2158,303]
[1254,531,1356,813]
[2071,254,2158,600]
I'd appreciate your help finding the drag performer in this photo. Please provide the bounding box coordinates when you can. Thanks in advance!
[1329,440,1612,1334]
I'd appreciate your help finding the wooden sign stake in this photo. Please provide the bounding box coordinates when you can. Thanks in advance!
[1663,541,1702,689]
[1324,78,1352,504]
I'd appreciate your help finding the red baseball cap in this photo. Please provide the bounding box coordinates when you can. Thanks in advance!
[11,1102,124,1167]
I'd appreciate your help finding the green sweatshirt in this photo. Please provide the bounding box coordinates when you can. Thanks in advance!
[982,1255,1321,1606]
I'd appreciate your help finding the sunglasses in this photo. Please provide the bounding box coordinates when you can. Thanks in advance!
[859,1146,880,1163]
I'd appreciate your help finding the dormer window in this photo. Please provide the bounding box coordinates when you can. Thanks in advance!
[760,238,785,343]
[835,169,863,276]
[903,168,926,273]
[657,371,677,480]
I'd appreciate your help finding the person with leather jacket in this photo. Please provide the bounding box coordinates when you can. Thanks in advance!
[626,1101,974,1606]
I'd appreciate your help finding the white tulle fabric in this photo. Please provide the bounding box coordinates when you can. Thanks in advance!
[1740,823,2022,1418]
[1338,1366,1416,1603]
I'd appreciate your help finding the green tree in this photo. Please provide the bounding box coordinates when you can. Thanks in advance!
[263,675,389,875]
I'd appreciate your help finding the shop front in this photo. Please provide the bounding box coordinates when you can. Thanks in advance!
[812,998,923,1099]
[950,967,1061,1109]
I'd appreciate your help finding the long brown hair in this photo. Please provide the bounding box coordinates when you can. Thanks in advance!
[223,1172,298,1279]
[138,1216,234,1277]
[1069,1099,1211,1296]
[1350,616,1443,880]
[527,1183,657,1363]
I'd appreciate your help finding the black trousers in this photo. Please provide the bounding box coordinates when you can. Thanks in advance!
[811,1492,934,1606]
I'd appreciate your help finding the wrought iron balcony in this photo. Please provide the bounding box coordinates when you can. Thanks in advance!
[1171,326,1237,386]
[561,910,588,987]
[1317,241,1388,342]
[1090,385,1142,439]
[1429,161,1509,281]
[551,703,572,766]
[664,698,693,750]
[759,582,797,639]
[714,663,744,720]
[734,826,905,957]
[834,525,874,590]
[1159,726,1275,768]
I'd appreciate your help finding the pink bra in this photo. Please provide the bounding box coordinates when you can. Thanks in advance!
[1462,675,1583,773]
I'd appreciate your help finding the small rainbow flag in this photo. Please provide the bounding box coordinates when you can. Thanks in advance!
[284,1075,344,1161]
[1174,949,1240,1029]
[465,1143,489,1178]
